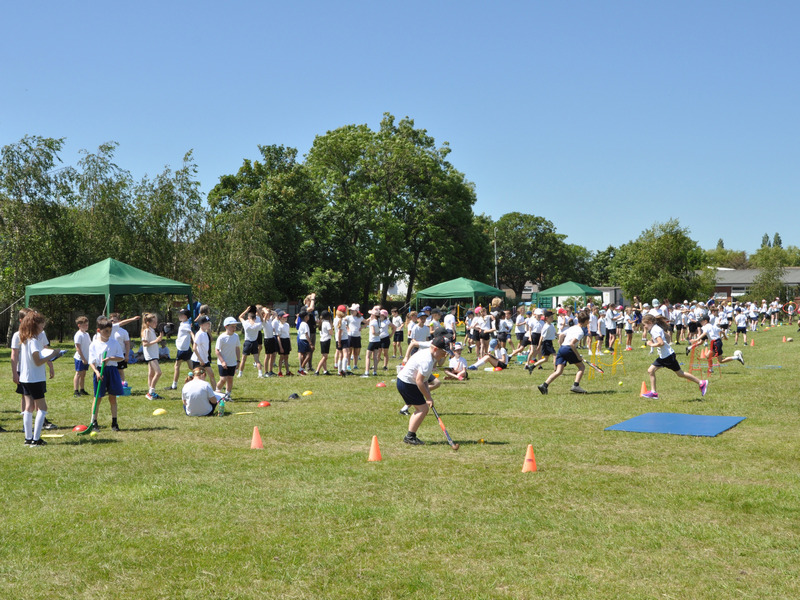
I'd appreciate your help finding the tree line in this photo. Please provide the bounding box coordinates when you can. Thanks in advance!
[2,114,798,339]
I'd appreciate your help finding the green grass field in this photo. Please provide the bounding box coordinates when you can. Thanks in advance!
[1,325,798,599]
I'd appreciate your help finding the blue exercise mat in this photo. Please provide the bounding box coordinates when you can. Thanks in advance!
[605,412,745,437]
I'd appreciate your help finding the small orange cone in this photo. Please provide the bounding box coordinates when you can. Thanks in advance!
[640,381,648,396]
[783,336,787,343]
[368,435,382,462]
[522,444,537,472]
[750,339,755,347]
[251,426,263,449]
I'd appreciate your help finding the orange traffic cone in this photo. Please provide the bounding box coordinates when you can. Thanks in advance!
[640,381,648,396]
[750,339,755,347]
[368,435,382,461]
[522,444,537,472]
[783,336,787,343]
[251,426,264,449]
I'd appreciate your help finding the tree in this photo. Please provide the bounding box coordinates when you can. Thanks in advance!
[589,245,617,286]
[611,219,714,303]
[493,212,569,299]
[748,246,786,301]
[761,233,771,248]
[773,232,782,248]
[716,238,725,250]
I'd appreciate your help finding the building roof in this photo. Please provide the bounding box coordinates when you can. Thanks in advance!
[712,267,800,286]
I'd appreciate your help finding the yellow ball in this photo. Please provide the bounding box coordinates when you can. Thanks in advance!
[618,381,623,386]
[89,431,98,437]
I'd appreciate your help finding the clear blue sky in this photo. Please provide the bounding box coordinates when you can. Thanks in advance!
[3,1,798,253]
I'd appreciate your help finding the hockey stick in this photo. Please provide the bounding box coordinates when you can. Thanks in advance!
[430,405,459,451]
[584,359,604,374]
[77,351,106,436]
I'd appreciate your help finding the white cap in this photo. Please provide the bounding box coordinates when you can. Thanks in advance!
[223,316,237,327]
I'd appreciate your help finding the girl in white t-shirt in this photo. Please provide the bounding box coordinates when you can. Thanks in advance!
[333,305,349,377]
[363,309,382,377]
[642,314,707,399]
[391,308,404,358]
[191,316,216,389]
[379,309,392,370]
[141,313,163,400]
[18,311,53,446]
[182,367,218,416]
[315,310,333,375]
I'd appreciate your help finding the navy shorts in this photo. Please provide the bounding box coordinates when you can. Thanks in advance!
[367,341,382,351]
[541,340,556,356]
[176,349,192,361]
[74,359,89,372]
[264,337,278,354]
[278,339,291,356]
[652,353,681,372]
[320,340,331,354]
[297,339,311,354]
[191,360,210,369]
[338,338,350,349]
[711,339,722,356]
[218,365,236,377]
[393,331,404,342]
[93,366,123,397]
[396,379,426,406]
[555,346,580,367]
[243,340,260,355]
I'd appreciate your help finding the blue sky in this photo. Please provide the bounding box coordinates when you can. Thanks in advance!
[2,1,798,253]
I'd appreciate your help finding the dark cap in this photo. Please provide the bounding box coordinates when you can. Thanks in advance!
[197,315,210,324]
[179,309,191,318]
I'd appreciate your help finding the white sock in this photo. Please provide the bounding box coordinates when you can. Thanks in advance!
[149,388,155,395]
[473,356,488,368]
[22,411,33,440]
[33,410,47,441]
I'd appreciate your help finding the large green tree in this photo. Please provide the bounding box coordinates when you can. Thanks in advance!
[493,212,569,299]
[611,219,714,303]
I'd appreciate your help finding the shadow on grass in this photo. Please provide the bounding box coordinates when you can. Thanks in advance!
[113,426,178,432]
[61,438,122,446]
[440,412,500,416]
[425,440,509,447]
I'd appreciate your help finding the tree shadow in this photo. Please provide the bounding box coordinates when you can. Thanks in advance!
[62,438,122,446]
[425,440,509,447]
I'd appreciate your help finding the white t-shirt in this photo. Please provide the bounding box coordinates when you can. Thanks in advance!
[262,317,274,338]
[142,328,159,361]
[588,313,598,333]
[398,347,435,385]
[334,316,347,341]
[701,323,721,341]
[346,314,363,337]
[380,318,390,339]
[12,330,48,351]
[297,321,310,342]
[278,322,290,339]
[448,356,467,371]
[175,320,193,351]
[112,324,130,350]
[368,319,381,343]
[241,318,262,342]
[191,330,210,364]
[443,313,456,331]
[319,321,332,343]
[392,315,403,330]
[648,324,674,360]
[182,378,217,417]
[74,330,91,362]
[89,337,124,368]
[19,337,46,383]
[413,322,429,341]
[734,313,747,328]
[215,332,240,365]
[515,315,526,334]
[563,325,585,346]
[494,346,508,364]
[540,322,556,341]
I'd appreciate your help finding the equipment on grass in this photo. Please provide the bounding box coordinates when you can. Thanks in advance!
[302,390,313,396]
[78,351,106,436]
[72,424,88,433]
[258,401,271,407]
[234,412,254,415]
[430,405,459,451]
[605,412,745,437]
[153,408,167,416]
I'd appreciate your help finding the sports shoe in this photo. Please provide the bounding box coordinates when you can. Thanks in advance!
[360,374,370,378]
[145,393,155,400]
[570,384,588,394]
[80,389,89,396]
[111,422,120,432]
[641,390,659,399]
[403,432,424,445]
[538,383,548,395]
[278,372,284,377]
[0,426,5,433]
[43,420,57,430]
[167,384,177,390]
[92,421,100,430]
[467,365,477,371]
[685,345,692,356]
[323,371,331,376]
[399,407,411,416]
[735,351,744,365]
[699,380,708,397]
[73,390,81,397]
[24,438,33,445]
[237,372,242,378]
[257,373,264,379]
[286,371,294,377]
[30,439,47,447]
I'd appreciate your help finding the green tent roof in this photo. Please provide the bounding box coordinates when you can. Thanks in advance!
[25,258,192,312]
[416,277,505,303]
[535,281,602,297]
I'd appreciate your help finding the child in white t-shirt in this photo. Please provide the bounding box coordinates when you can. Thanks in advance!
[237,305,263,378]
[73,316,91,397]
[444,343,468,380]
[171,309,195,389]
[141,313,163,400]
[391,308,404,358]
[296,310,314,375]
[190,316,216,389]
[315,310,333,375]
[216,317,241,396]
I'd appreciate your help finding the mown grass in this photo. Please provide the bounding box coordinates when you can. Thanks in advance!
[0,325,798,599]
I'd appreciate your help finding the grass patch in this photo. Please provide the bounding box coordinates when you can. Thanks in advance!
[1,326,798,599]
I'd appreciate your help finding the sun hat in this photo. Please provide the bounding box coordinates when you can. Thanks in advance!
[380,309,389,317]
[337,304,347,313]
[349,303,360,312]
[223,316,237,327]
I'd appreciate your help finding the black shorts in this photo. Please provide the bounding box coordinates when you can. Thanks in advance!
[497,332,508,342]
[20,380,46,398]
[192,360,211,369]
[380,336,391,349]
[737,327,746,333]
[541,339,556,356]
[218,365,236,377]
[719,323,729,330]
[652,353,681,372]
[349,336,362,349]
[711,339,723,356]
[264,337,278,354]
[688,323,699,333]
[531,333,541,346]
[243,340,260,355]
[176,349,192,361]
[519,337,532,348]
[118,360,128,370]
[495,361,507,370]
[338,338,350,350]
[675,324,684,331]
[320,340,331,354]
[516,332,525,341]
[256,331,263,345]
[278,339,291,356]
[396,379,426,406]
[367,341,382,351]
[479,332,491,341]
[393,331,404,342]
